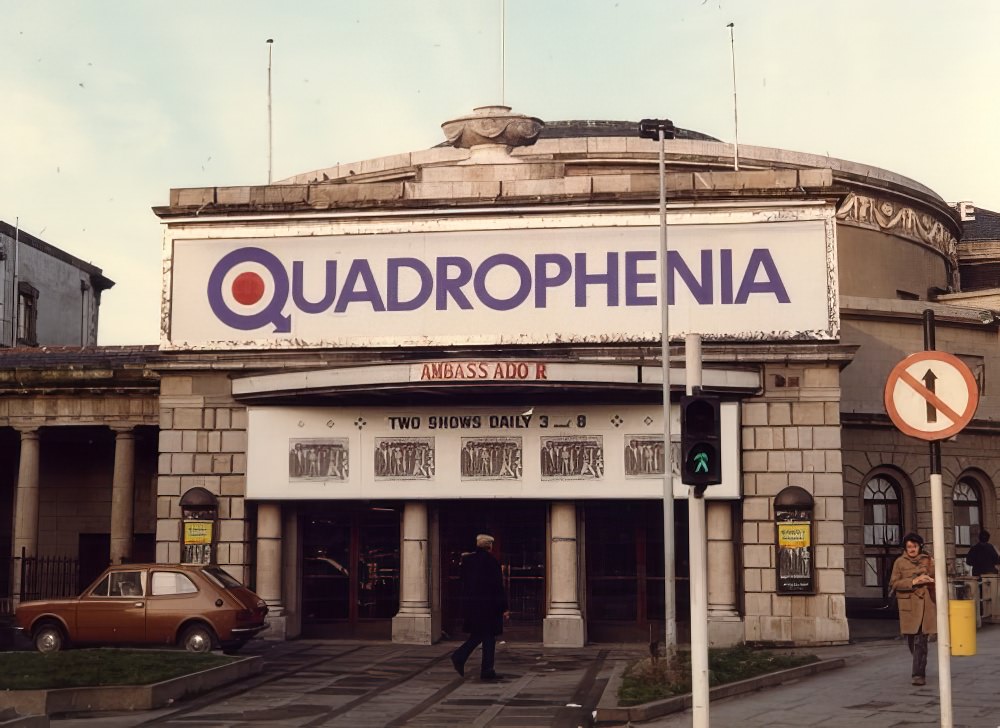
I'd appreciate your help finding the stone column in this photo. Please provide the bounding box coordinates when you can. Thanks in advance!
[393,501,434,644]
[706,501,742,646]
[544,501,585,646]
[109,428,136,565]
[256,502,286,639]
[12,428,41,603]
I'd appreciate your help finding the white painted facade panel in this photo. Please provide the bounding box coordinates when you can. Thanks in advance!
[164,206,838,349]
[246,403,741,500]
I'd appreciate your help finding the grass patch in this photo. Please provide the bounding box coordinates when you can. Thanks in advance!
[0,649,234,690]
[618,646,819,706]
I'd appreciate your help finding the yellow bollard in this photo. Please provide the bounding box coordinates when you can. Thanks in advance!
[949,599,976,656]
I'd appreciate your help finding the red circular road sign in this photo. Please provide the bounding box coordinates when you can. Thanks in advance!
[884,351,980,441]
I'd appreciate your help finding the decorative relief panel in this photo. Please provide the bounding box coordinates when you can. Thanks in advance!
[836,192,958,267]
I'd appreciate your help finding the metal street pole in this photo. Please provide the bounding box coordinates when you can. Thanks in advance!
[266,39,274,185]
[923,309,953,727]
[639,119,677,655]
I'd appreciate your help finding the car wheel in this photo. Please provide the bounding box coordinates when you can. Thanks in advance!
[180,624,216,653]
[34,623,65,653]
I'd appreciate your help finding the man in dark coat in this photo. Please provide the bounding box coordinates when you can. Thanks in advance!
[965,529,1000,576]
[450,534,509,680]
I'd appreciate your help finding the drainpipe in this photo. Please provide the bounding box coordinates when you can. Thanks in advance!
[11,219,19,347]
[80,279,91,345]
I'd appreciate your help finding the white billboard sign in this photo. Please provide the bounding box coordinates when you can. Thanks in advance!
[246,403,741,500]
[166,214,837,349]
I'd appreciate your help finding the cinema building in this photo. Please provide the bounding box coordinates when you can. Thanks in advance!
[3,107,999,647]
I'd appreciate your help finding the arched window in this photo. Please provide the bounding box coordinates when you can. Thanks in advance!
[863,474,902,589]
[953,479,981,549]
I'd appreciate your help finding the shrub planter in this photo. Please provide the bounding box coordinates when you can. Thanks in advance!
[0,654,261,716]
[593,657,846,725]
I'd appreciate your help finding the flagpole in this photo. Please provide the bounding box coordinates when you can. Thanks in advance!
[727,22,739,171]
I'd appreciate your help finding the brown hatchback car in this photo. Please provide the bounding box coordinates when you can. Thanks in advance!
[15,563,268,653]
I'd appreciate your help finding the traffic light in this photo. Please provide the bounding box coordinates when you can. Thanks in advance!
[681,395,722,492]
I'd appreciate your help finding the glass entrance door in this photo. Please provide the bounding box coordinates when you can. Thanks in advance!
[301,504,400,638]
[584,500,690,642]
[440,502,546,640]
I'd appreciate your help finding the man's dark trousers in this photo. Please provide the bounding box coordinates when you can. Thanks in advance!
[453,630,496,676]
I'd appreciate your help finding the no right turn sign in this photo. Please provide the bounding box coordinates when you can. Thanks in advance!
[884,351,980,441]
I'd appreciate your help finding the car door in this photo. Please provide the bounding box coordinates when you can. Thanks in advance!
[145,569,206,645]
[75,569,147,644]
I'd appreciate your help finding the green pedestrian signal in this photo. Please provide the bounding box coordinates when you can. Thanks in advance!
[680,395,722,491]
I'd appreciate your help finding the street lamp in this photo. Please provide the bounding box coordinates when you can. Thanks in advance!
[638,118,677,655]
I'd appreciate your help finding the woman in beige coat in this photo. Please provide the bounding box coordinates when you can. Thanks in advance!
[889,532,937,686]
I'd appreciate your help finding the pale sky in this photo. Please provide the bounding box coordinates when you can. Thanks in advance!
[4,1,999,345]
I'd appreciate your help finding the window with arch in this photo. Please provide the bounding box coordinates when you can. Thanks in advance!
[953,478,982,549]
[863,474,902,588]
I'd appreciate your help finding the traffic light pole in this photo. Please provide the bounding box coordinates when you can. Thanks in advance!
[686,333,710,728]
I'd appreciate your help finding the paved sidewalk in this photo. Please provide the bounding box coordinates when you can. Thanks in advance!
[636,625,1000,728]
[53,639,642,727]
[41,623,1000,727]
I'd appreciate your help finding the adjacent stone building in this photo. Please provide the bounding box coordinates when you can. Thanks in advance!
[0,222,113,348]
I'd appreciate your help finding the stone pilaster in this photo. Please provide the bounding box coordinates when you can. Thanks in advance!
[393,501,434,644]
[110,428,136,565]
[543,501,585,646]
[12,428,40,603]
[706,501,743,646]
[256,501,286,639]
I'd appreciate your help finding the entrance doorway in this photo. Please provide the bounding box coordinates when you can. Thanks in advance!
[584,500,690,642]
[300,504,401,638]
[440,501,546,641]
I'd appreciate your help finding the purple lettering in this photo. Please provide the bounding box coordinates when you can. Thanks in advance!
[574,252,619,307]
[333,259,385,312]
[735,249,790,303]
[667,249,713,305]
[292,260,338,313]
[720,249,734,305]
[625,251,657,306]
[474,254,531,311]
[534,254,572,307]
[435,257,473,310]
[387,258,432,311]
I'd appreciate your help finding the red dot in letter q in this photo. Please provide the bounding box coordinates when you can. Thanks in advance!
[231,271,265,305]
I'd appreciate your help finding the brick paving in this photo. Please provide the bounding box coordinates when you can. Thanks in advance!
[47,623,1000,727]
[54,640,640,727]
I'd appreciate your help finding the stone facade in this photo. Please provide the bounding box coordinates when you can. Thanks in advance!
[154,372,251,583]
[4,112,997,652]
[741,362,849,644]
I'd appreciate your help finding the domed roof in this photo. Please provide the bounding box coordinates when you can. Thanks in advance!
[538,120,720,143]
[435,118,719,147]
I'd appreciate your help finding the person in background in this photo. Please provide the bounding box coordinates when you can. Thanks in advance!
[450,534,509,681]
[965,529,1000,620]
[889,532,937,686]
[965,529,1000,576]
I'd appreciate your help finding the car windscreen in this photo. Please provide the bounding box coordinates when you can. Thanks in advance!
[203,566,245,589]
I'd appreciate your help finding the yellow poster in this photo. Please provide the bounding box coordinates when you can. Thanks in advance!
[184,521,213,545]
[778,522,810,549]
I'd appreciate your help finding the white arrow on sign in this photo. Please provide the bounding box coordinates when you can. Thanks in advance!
[884,351,980,441]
